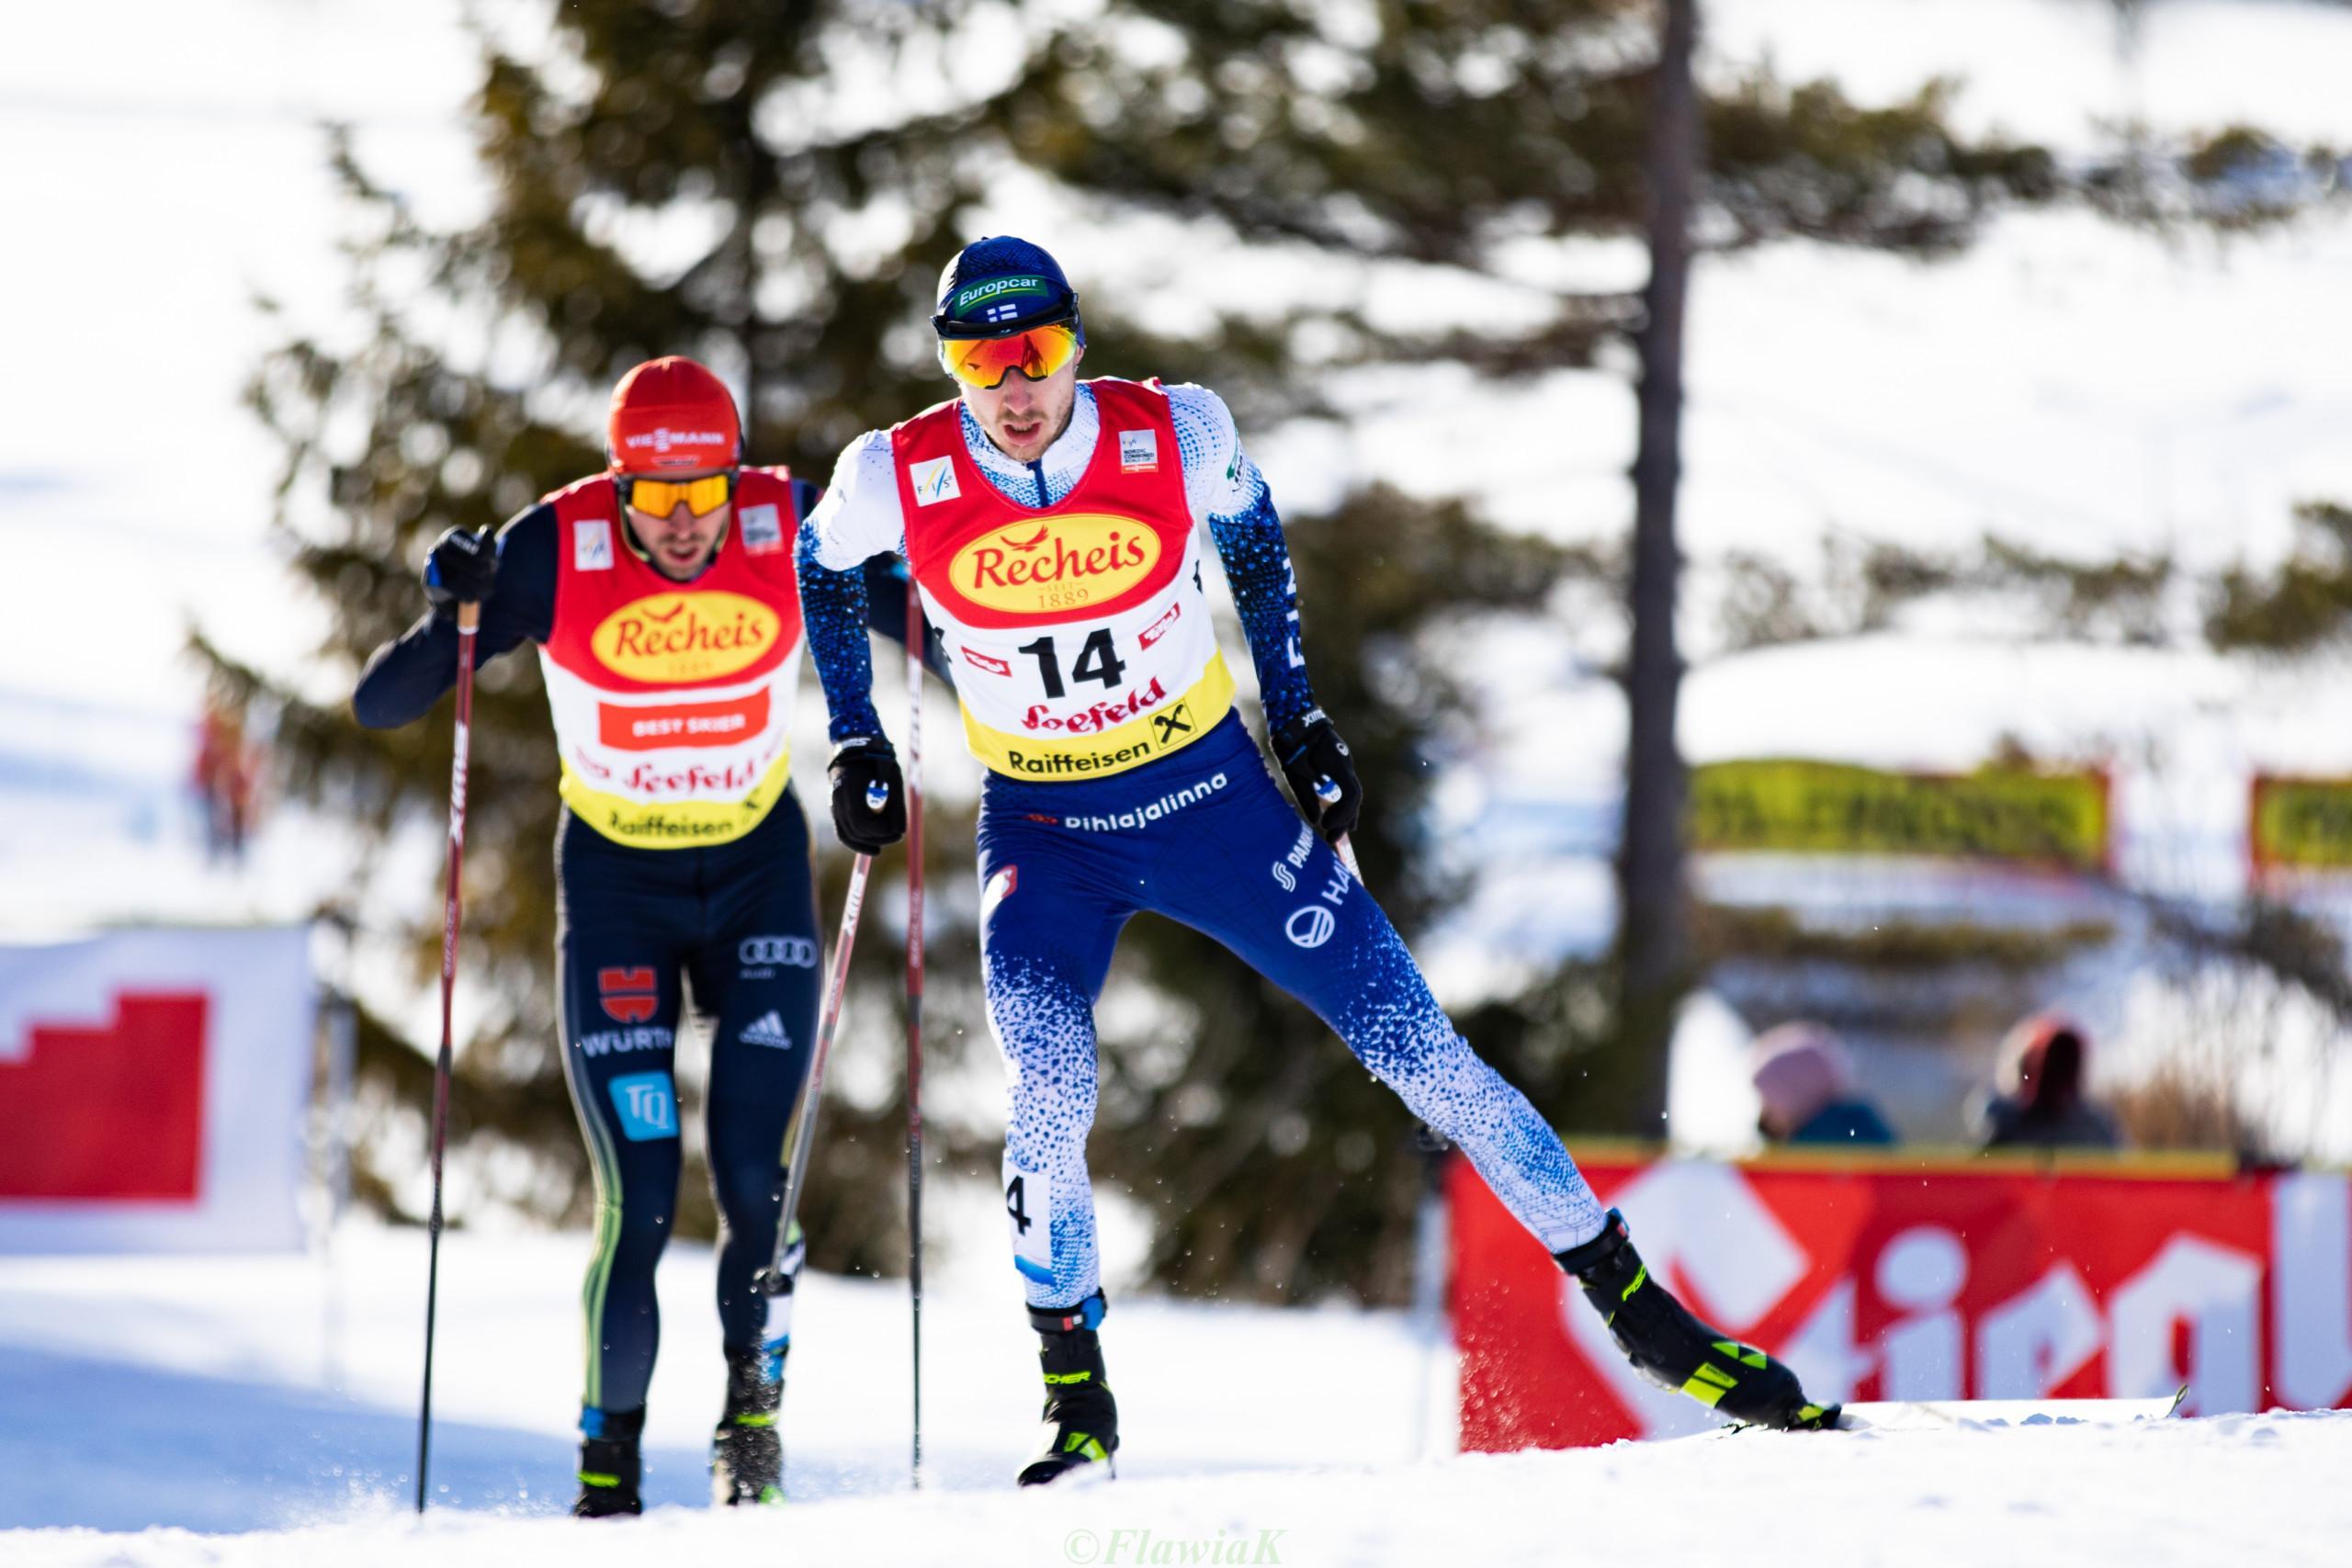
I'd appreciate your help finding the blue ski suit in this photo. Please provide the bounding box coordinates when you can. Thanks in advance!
[799,379,1606,1307]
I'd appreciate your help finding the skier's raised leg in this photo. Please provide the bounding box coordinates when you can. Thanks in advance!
[1156,749,1838,1430]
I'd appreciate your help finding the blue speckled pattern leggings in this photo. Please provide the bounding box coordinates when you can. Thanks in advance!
[974,712,1606,1308]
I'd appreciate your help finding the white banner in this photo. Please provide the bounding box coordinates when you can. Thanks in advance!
[0,926,313,1252]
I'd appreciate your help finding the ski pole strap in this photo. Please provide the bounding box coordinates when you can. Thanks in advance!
[1029,1292,1108,1336]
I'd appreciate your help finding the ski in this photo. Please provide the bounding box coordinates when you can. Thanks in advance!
[1834,1387,2188,1433]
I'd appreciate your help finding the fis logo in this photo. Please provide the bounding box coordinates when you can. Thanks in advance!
[598,966,659,1023]
[574,518,614,571]
[910,457,960,506]
[609,1071,677,1141]
[1118,428,1159,473]
[740,1011,794,1051]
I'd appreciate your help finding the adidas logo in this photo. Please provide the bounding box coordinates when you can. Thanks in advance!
[741,1011,794,1051]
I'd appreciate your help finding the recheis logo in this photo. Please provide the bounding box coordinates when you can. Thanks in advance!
[948,513,1161,615]
[591,592,780,683]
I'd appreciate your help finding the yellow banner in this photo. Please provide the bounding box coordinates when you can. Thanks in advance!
[1690,760,2109,869]
[2252,776,2352,870]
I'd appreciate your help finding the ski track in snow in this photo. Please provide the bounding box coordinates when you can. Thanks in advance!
[3,1227,2348,1565]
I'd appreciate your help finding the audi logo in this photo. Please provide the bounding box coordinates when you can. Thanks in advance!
[739,935,820,968]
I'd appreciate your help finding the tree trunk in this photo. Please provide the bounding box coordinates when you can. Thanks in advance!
[1616,0,1701,1133]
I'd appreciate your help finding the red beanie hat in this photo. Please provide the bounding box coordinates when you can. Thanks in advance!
[606,356,741,474]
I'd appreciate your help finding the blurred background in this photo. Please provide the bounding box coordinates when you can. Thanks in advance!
[6,0,2352,1315]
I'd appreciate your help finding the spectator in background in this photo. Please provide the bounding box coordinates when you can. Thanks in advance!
[191,696,263,863]
[1977,1011,2124,1152]
[1751,1021,1897,1146]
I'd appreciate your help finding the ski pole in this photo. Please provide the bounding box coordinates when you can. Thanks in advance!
[415,599,480,1516]
[1315,776,1363,880]
[763,782,889,1291]
[902,572,927,1491]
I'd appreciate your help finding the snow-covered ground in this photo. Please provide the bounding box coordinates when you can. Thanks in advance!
[4,1225,2347,1565]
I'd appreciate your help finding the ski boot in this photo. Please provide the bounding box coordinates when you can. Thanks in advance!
[1556,1208,1839,1431]
[1015,1292,1118,1486]
[714,1218,800,1506]
[711,1344,786,1506]
[572,1404,645,1517]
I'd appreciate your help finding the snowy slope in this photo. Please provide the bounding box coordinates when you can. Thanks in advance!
[4,1227,2348,1565]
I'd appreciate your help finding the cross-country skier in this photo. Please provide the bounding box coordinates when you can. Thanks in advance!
[355,356,912,1516]
[796,238,1840,1485]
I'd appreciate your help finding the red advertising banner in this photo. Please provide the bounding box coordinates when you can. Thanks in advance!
[0,927,314,1253]
[0,992,208,1200]
[1453,1152,2352,1450]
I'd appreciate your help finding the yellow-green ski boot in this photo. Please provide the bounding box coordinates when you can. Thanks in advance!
[1557,1209,1839,1431]
[1016,1292,1118,1486]
[711,1344,786,1506]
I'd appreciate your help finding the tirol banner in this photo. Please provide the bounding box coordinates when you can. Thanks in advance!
[2250,775,2352,873]
[1453,1153,2352,1450]
[1689,759,2109,871]
[0,927,314,1252]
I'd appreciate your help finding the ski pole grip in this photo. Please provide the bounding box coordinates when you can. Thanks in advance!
[865,779,891,812]
[1314,775,1342,807]
[457,602,481,633]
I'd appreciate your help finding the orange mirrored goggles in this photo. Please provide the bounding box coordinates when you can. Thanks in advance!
[619,471,734,517]
[938,322,1081,389]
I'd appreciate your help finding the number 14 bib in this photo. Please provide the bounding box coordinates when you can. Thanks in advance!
[894,378,1233,782]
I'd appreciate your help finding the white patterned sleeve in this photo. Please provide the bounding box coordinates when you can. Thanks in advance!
[1163,382,1261,526]
[802,429,907,568]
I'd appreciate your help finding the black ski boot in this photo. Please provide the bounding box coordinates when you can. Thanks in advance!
[1556,1209,1839,1431]
[1016,1292,1118,1486]
[571,1405,645,1517]
[711,1343,786,1506]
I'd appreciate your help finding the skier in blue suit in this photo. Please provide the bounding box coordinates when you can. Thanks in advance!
[797,238,1839,1483]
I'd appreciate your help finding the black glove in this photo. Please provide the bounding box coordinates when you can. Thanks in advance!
[828,738,907,855]
[424,526,498,609]
[1274,712,1361,842]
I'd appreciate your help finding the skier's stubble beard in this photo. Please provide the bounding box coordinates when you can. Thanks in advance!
[966,348,1084,465]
